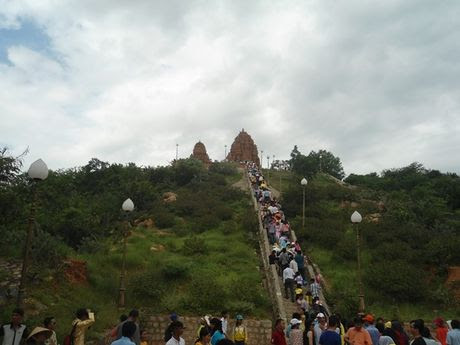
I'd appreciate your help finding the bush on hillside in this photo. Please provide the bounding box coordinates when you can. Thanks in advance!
[161,260,189,281]
[180,276,228,313]
[154,212,176,229]
[129,271,166,301]
[182,236,208,255]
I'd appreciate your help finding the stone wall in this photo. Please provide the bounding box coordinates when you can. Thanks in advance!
[141,315,272,345]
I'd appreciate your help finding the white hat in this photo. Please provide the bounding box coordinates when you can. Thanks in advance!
[317,313,325,318]
[290,318,301,325]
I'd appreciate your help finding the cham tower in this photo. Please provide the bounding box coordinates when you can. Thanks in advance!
[226,129,260,166]
[191,141,212,166]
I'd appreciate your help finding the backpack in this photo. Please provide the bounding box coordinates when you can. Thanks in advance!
[63,323,78,345]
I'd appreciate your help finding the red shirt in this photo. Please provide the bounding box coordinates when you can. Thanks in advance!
[437,327,448,345]
[272,329,287,345]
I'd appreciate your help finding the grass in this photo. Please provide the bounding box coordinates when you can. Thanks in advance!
[1,171,271,342]
[262,169,292,194]
[308,246,460,321]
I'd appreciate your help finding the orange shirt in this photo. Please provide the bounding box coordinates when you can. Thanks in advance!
[345,327,372,345]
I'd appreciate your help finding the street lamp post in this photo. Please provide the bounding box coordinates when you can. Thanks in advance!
[17,159,49,307]
[119,198,134,308]
[301,178,308,228]
[267,156,270,181]
[351,210,365,313]
[319,154,323,173]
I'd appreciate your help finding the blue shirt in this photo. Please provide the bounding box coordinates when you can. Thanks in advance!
[365,325,380,345]
[447,329,460,345]
[111,337,135,345]
[320,330,341,345]
[211,330,225,345]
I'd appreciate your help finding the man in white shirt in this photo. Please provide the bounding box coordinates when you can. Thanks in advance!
[289,258,298,274]
[283,266,295,302]
[165,321,185,345]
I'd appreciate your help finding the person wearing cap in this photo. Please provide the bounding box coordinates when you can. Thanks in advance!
[345,317,372,345]
[72,309,95,345]
[232,315,247,345]
[272,319,287,345]
[319,315,341,345]
[363,315,380,345]
[165,321,185,345]
[164,313,178,343]
[314,314,327,345]
[1,308,28,345]
[289,319,303,345]
[111,322,136,345]
[375,323,395,345]
[26,328,52,345]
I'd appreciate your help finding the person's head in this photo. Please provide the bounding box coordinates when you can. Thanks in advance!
[354,317,363,330]
[433,318,445,329]
[310,278,315,284]
[122,321,137,339]
[199,327,211,342]
[410,319,425,337]
[221,311,228,319]
[119,314,128,322]
[282,248,286,253]
[27,327,52,344]
[43,317,56,331]
[451,320,460,330]
[376,317,384,325]
[317,313,326,324]
[169,312,178,322]
[275,318,285,331]
[271,250,276,255]
[210,318,222,332]
[363,314,375,325]
[328,315,338,328]
[76,308,89,320]
[170,321,185,338]
[236,315,244,326]
[292,312,301,320]
[12,308,24,325]
[376,323,385,334]
[140,330,148,341]
[391,320,403,332]
[129,309,139,321]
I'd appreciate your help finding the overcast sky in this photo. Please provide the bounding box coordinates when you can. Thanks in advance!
[1,0,459,176]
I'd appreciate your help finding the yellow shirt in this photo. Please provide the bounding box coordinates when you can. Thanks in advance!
[233,326,247,342]
[72,312,95,345]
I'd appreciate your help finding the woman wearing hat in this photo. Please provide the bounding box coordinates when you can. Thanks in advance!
[289,318,303,345]
[232,315,247,345]
[26,328,52,345]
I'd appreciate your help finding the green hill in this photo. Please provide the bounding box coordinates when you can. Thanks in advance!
[0,158,270,340]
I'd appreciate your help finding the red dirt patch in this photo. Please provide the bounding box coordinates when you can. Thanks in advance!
[63,259,88,284]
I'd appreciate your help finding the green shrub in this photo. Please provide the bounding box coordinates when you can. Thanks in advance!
[215,205,233,221]
[221,221,236,235]
[129,271,166,301]
[154,212,176,229]
[182,236,208,256]
[161,260,189,281]
[180,277,228,313]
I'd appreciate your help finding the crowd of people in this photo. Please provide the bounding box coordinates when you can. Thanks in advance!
[0,308,249,345]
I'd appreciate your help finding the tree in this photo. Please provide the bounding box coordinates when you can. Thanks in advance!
[0,147,28,186]
[289,146,345,180]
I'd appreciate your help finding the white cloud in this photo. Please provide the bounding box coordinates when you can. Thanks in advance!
[0,0,459,174]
